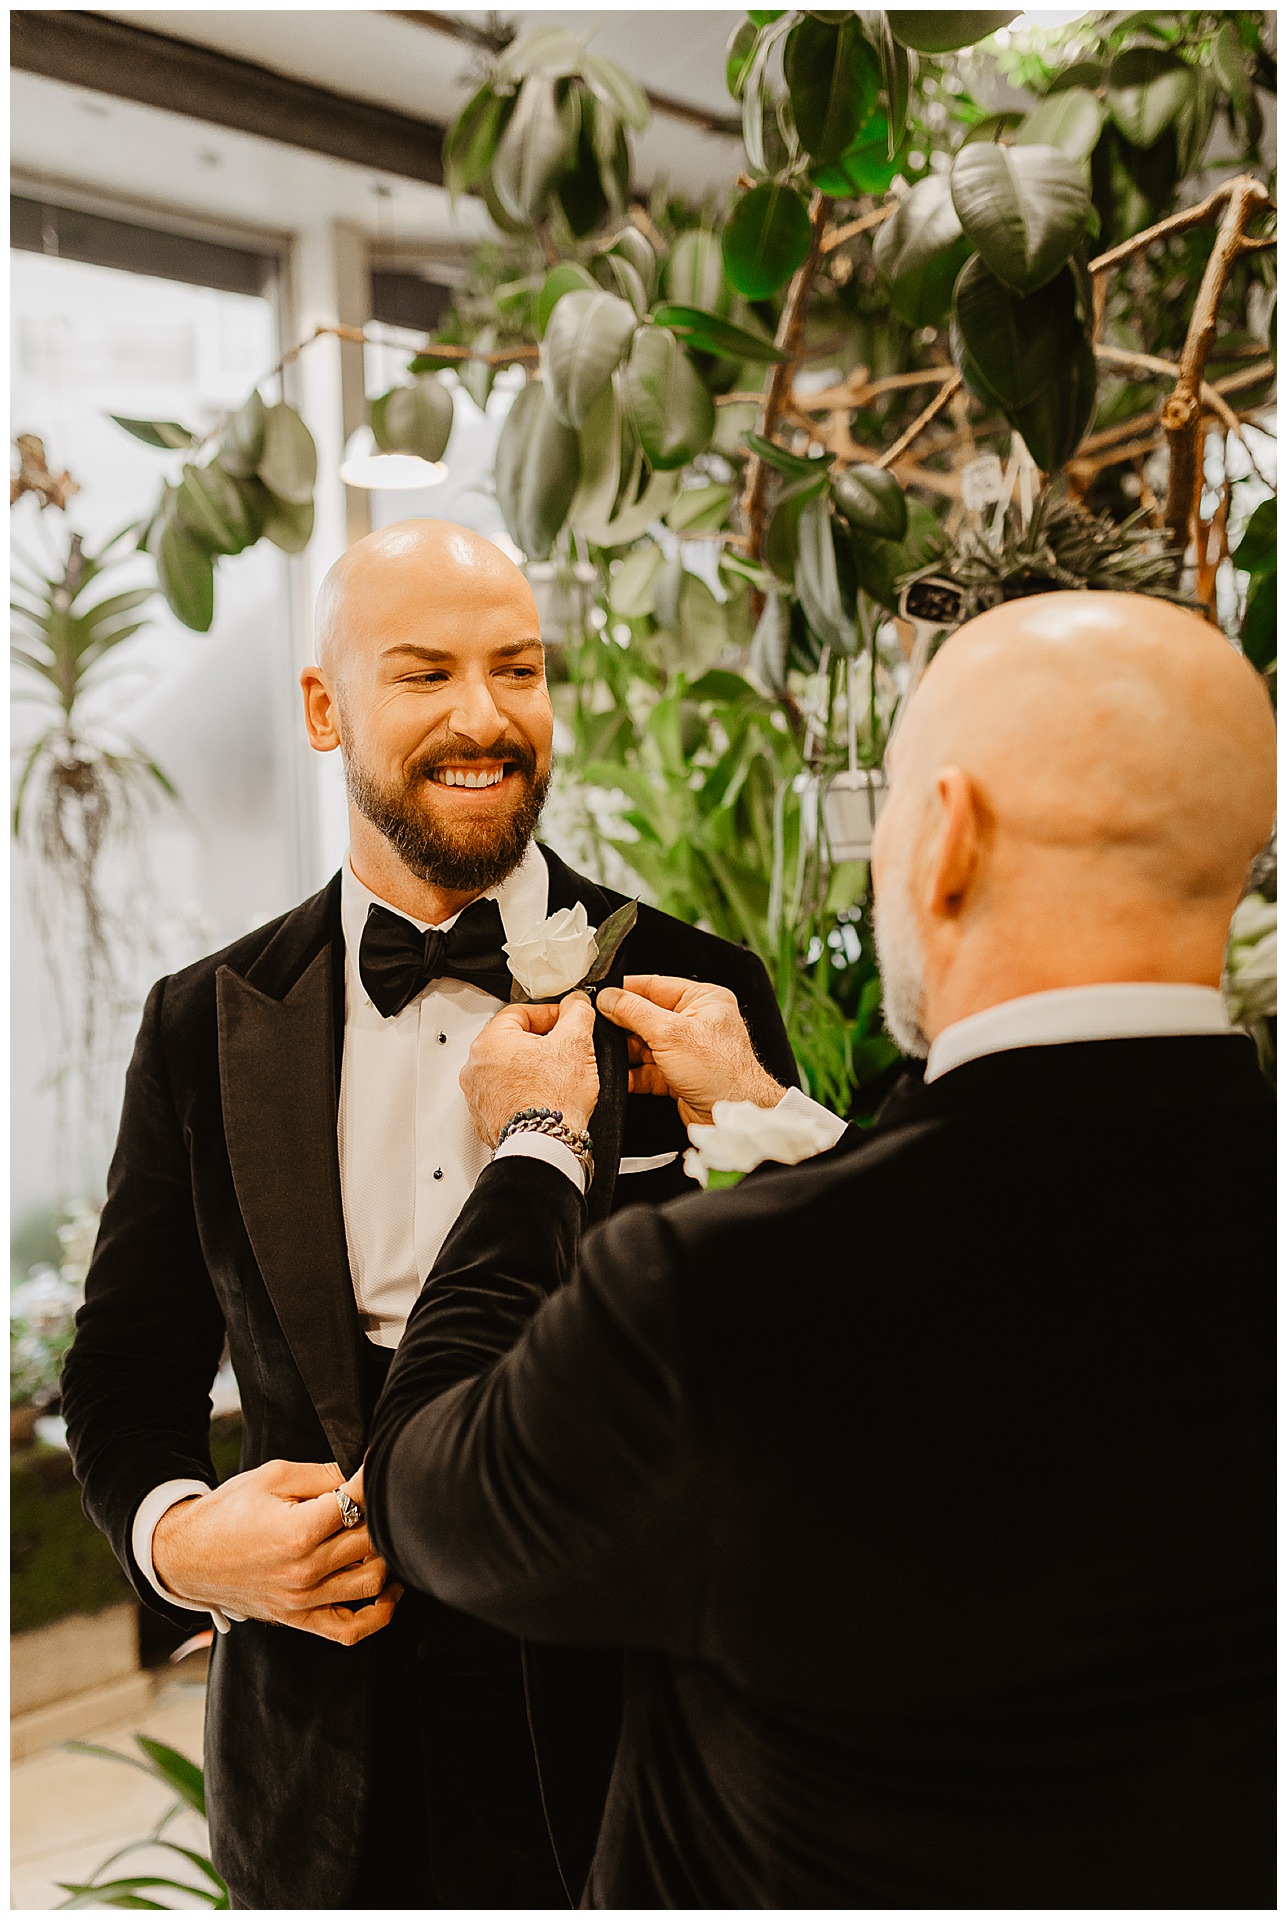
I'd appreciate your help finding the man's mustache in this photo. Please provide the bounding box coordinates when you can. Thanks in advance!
[413,737,540,780]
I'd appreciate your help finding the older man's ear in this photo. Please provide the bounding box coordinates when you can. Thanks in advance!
[926,766,983,920]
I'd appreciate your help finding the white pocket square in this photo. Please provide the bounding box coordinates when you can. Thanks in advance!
[618,1151,679,1175]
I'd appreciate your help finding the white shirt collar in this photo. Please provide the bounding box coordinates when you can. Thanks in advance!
[925,983,1232,1084]
[340,840,550,998]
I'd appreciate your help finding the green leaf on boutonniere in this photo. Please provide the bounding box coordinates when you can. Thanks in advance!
[705,1168,746,1192]
[582,898,639,986]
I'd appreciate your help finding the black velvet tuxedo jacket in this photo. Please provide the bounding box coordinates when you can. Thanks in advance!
[60,844,797,1910]
[367,1032,1275,1910]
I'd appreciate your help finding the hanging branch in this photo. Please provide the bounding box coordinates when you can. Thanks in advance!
[1158,175,1273,561]
[874,373,964,471]
[739,191,830,594]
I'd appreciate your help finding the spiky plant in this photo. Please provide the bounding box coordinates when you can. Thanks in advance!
[900,492,1189,629]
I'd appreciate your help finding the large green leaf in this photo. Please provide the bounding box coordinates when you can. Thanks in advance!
[175,461,258,555]
[491,75,578,223]
[370,374,453,461]
[831,464,907,541]
[255,487,314,554]
[567,378,623,536]
[623,326,716,470]
[811,110,904,196]
[1106,46,1194,148]
[726,19,758,100]
[952,256,1097,470]
[581,51,649,132]
[494,25,583,82]
[1017,87,1106,162]
[215,389,267,478]
[542,289,638,428]
[795,496,856,655]
[784,14,879,165]
[848,496,942,609]
[594,249,649,317]
[536,262,598,336]
[1233,498,1276,576]
[662,228,735,316]
[746,432,830,478]
[722,180,812,301]
[493,380,580,560]
[865,11,913,154]
[666,482,734,533]
[1241,572,1275,673]
[765,470,830,578]
[256,404,317,506]
[443,83,512,192]
[950,142,1089,294]
[109,416,194,451]
[1212,19,1253,116]
[601,226,659,306]
[888,12,1017,52]
[872,175,972,327]
[749,584,792,692]
[557,97,612,238]
[156,524,215,632]
[650,303,787,363]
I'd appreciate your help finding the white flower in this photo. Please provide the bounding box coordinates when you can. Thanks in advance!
[683,1097,839,1189]
[504,902,600,1000]
[1223,892,1277,1024]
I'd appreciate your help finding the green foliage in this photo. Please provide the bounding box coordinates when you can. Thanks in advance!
[1233,497,1276,677]
[55,1739,228,1909]
[722,180,814,298]
[370,373,454,461]
[952,256,1098,471]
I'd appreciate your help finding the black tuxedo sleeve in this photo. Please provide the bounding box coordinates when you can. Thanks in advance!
[367,1157,708,1655]
[727,945,799,1091]
[60,979,228,1625]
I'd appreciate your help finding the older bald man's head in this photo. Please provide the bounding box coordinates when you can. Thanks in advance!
[871,592,1275,1052]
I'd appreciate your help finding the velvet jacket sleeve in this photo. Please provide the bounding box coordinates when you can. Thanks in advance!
[59,979,228,1626]
[366,1156,711,1655]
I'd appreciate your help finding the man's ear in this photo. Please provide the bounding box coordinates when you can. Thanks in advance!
[300,666,341,753]
[925,765,981,919]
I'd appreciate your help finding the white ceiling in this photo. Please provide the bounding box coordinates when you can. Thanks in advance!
[11,9,746,252]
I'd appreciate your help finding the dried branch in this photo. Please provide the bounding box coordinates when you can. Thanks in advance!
[819,203,896,254]
[1161,175,1272,560]
[1088,177,1269,276]
[875,374,964,470]
[739,190,830,593]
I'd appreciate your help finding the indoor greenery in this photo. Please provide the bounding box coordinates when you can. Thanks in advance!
[93,10,1276,1111]
[55,1738,227,1910]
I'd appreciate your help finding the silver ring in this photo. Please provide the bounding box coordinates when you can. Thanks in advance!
[335,1488,363,1530]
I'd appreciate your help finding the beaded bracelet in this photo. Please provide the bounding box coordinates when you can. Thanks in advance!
[495,1106,595,1186]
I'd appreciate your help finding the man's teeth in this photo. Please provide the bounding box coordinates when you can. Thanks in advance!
[432,767,506,788]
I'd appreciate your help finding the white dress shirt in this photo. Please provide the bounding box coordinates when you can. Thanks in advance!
[924,982,1232,1082]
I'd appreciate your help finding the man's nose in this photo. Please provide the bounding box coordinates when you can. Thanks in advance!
[448,678,506,745]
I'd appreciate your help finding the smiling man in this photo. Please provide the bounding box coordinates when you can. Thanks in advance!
[60,517,796,1911]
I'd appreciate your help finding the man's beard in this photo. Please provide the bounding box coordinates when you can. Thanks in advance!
[343,734,550,894]
[871,864,931,1060]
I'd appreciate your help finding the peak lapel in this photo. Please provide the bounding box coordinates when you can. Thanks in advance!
[540,845,630,1223]
[216,881,366,1474]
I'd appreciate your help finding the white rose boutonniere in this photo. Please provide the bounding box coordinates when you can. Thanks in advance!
[683,1097,840,1191]
[505,899,638,1003]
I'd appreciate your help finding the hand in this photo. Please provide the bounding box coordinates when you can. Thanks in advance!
[596,974,787,1128]
[460,991,599,1147]
[150,1458,402,1646]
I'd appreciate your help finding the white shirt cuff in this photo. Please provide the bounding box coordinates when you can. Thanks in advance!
[131,1480,243,1634]
[774,1083,848,1151]
[493,1130,587,1193]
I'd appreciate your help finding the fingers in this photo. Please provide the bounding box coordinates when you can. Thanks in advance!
[292,1480,365,1549]
[595,986,678,1048]
[301,1584,404,1646]
[306,1553,390,1607]
[613,974,710,1013]
[628,1062,673,1098]
[511,1000,563,1034]
[259,1459,347,1501]
[554,990,595,1039]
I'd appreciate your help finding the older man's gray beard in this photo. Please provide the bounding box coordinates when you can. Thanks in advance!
[871,875,932,1060]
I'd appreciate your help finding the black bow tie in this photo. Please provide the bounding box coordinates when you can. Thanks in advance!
[358,897,512,1018]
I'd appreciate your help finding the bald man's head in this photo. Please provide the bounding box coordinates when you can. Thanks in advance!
[871,591,1275,1050]
[300,520,553,904]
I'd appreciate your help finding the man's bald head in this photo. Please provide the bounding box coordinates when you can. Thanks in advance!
[299,519,553,915]
[314,519,539,689]
[871,591,1275,1049]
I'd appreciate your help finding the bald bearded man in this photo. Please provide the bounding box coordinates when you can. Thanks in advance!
[60,520,796,1910]
[367,591,1275,1909]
